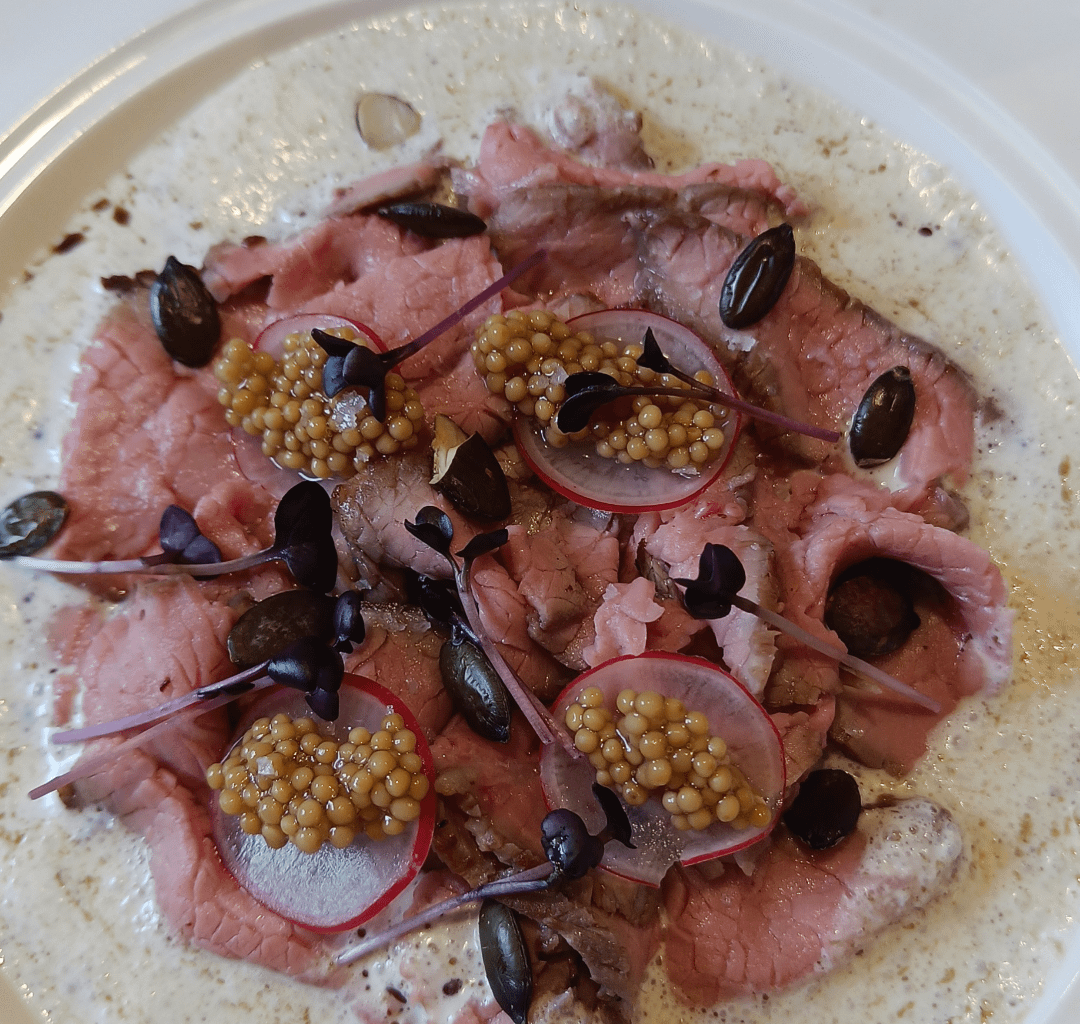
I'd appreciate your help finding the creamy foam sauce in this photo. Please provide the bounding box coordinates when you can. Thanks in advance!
[1,3,1079,1023]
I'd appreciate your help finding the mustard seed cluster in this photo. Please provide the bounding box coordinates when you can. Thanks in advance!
[207,711,430,855]
[472,310,728,471]
[565,686,771,832]
[212,328,424,478]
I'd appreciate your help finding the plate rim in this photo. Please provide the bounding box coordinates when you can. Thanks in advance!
[1,1,1078,1022]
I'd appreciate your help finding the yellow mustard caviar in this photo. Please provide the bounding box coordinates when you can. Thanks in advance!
[212,327,425,479]
[472,310,727,471]
[564,686,771,833]
[206,711,430,855]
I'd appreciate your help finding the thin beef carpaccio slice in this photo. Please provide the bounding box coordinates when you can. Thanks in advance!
[67,578,236,789]
[496,513,621,672]
[631,514,778,697]
[582,575,700,669]
[202,213,427,310]
[333,450,482,580]
[753,469,1011,772]
[457,119,806,222]
[485,183,783,306]
[60,579,324,976]
[662,797,962,1005]
[637,210,977,497]
[51,298,295,574]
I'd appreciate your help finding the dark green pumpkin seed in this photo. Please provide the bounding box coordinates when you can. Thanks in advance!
[227,590,336,668]
[376,201,487,239]
[479,900,532,1024]
[849,365,916,467]
[0,491,68,557]
[149,256,221,368]
[718,223,796,329]
[782,769,861,850]
[439,635,511,742]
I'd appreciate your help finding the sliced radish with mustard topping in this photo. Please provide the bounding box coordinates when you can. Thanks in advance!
[513,309,741,513]
[208,673,435,933]
[539,653,785,887]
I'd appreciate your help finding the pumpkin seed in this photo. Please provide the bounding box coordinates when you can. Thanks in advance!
[439,634,511,743]
[0,491,68,558]
[227,590,336,668]
[849,365,916,467]
[718,223,796,329]
[782,768,861,850]
[355,93,421,150]
[149,256,221,367]
[376,201,487,239]
[478,900,532,1024]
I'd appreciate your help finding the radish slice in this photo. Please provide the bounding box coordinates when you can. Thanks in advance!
[539,653,785,887]
[254,313,386,360]
[210,673,435,933]
[514,309,741,513]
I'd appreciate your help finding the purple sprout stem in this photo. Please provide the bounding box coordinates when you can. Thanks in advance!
[29,690,240,800]
[9,549,274,578]
[683,383,840,444]
[51,663,272,745]
[383,249,547,367]
[637,376,841,444]
[730,594,941,713]
[335,862,554,967]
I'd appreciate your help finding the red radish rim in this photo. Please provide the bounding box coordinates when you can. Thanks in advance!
[539,653,785,887]
[513,309,742,514]
[210,673,435,934]
[254,313,387,359]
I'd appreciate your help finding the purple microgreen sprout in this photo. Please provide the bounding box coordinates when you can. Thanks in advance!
[556,327,841,443]
[674,543,941,713]
[48,632,349,752]
[151,505,223,566]
[5,482,337,593]
[313,249,547,419]
[332,589,367,653]
[403,507,577,754]
[336,796,631,967]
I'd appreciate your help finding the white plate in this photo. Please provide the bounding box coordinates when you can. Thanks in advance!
[1,2,1079,1023]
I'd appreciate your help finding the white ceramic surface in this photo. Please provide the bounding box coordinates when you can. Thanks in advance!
[1,1,1078,1023]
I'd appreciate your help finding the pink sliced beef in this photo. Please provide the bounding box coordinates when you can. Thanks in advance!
[202,214,425,308]
[754,470,1011,772]
[485,183,783,305]
[297,234,513,441]
[52,300,293,576]
[332,451,480,580]
[583,577,699,668]
[458,121,806,221]
[70,578,236,788]
[136,755,324,976]
[497,514,621,671]
[322,160,446,218]
[663,798,961,1004]
[470,555,573,702]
